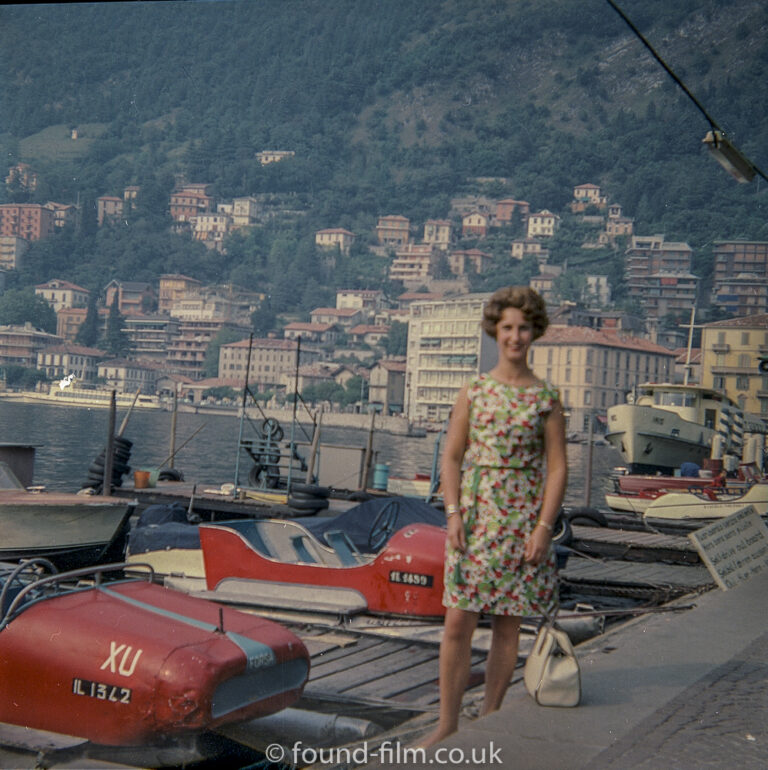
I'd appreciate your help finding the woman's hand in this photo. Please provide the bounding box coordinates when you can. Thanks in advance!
[524,525,551,565]
[446,514,466,553]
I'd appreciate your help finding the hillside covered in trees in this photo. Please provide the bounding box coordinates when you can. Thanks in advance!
[1,0,767,315]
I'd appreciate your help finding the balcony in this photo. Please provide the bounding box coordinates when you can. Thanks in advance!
[711,343,730,353]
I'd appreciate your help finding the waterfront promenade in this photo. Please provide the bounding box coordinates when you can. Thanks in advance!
[402,568,768,769]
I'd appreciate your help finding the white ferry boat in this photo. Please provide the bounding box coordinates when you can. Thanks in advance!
[0,385,162,410]
[605,382,761,475]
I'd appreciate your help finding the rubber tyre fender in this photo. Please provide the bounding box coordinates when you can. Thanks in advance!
[287,496,329,512]
[564,507,607,527]
[290,483,331,498]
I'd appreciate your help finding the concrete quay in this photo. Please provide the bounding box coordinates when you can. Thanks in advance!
[402,568,768,769]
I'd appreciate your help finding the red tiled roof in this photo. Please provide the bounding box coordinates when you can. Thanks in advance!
[535,326,675,354]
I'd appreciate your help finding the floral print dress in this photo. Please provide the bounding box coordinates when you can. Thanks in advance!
[443,374,560,616]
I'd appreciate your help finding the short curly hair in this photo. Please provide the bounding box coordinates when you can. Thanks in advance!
[482,286,549,340]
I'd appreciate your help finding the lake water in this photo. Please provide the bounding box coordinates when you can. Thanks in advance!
[0,401,622,508]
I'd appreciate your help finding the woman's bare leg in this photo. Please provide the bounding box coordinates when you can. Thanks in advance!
[481,614,522,715]
[420,607,478,747]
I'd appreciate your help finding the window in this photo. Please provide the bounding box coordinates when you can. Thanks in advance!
[741,332,750,345]
[584,390,592,405]
[736,376,749,390]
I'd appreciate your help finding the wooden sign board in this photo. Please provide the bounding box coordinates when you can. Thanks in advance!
[689,505,768,590]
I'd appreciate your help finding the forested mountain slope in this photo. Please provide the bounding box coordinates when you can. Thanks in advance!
[1,0,767,310]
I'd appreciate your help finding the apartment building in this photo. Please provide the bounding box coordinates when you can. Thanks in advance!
[405,293,497,424]
[0,236,29,271]
[6,162,38,192]
[713,240,768,283]
[56,307,108,342]
[0,323,62,367]
[158,274,202,314]
[641,272,700,319]
[166,320,250,379]
[530,327,676,431]
[571,183,607,212]
[388,244,436,285]
[376,215,410,247]
[700,313,768,419]
[218,337,321,391]
[0,203,55,241]
[510,238,549,262]
[45,202,79,229]
[283,322,339,345]
[97,358,159,394]
[625,234,693,282]
[122,315,180,363]
[192,212,232,246]
[712,273,768,317]
[34,279,89,313]
[169,186,214,222]
[36,344,104,382]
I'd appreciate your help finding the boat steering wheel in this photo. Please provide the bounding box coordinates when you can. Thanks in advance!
[368,500,399,551]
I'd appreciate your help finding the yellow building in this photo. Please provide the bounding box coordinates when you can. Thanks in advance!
[700,313,768,419]
[527,210,560,238]
[530,327,676,432]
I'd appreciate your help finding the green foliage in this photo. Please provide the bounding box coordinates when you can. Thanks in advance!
[0,288,57,333]
[1,0,767,317]
[384,321,408,356]
[75,293,100,347]
[102,295,129,355]
[202,385,238,401]
[1,365,48,389]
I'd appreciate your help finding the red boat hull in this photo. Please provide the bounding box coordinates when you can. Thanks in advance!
[201,522,447,618]
[0,579,309,745]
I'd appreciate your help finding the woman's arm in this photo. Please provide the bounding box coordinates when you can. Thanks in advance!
[525,399,567,564]
[441,384,470,552]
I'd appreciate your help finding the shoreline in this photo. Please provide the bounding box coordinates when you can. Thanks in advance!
[0,390,422,436]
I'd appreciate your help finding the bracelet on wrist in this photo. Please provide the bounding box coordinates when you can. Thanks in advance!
[446,504,460,518]
[536,520,553,532]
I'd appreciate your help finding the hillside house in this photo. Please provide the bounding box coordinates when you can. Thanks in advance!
[283,322,339,345]
[98,358,159,395]
[348,324,390,346]
[97,196,124,226]
[376,215,410,247]
[336,289,384,316]
[256,150,295,165]
[310,307,363,331]
[0,323,62,367]
[423,219,452,248]
[388,244,436,284]
[571,183,607,212]
[527,210,560,238]
[35,279,89,313]
[104,280,156,316]
[510,238,549,261]
[5,162,38,192]
[44,202,78,229]
[461,212,488,238]
[315,228,355,255]
[449,249,493,276]
[169,187,214,223]
[495,199,530,223]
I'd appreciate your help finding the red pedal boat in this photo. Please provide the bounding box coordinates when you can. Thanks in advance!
[0,560,309,746]
[200,516,448,618]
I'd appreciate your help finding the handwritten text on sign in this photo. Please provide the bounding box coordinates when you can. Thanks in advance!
[689,505,768,590]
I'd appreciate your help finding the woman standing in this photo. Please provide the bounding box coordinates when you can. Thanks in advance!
[423,285,567,746]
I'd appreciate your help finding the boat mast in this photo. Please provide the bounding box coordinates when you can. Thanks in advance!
[683,305,696,386]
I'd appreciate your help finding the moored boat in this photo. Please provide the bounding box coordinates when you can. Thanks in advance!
[605,382,761,475]
[642,481,768,522]
[0,561,310,747]
[0,463,136,569]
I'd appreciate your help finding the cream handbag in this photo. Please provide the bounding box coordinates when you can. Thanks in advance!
[524,610,581,707]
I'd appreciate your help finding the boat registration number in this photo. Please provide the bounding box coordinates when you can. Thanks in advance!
[389,570,433,587]
[72,677,132,704]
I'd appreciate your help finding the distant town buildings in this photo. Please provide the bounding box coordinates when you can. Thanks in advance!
[0,203,55,241]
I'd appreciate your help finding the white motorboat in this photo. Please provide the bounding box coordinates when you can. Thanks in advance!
[642,482,768,521]
[605,383,760,475]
